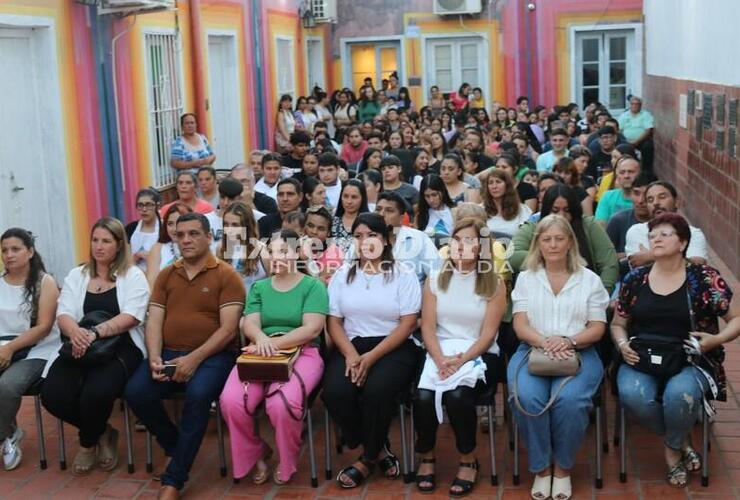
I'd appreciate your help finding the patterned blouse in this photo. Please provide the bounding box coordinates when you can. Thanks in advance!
[617,263,733,401]
[170,134,213,172]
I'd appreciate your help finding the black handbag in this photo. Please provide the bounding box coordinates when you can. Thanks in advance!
[59,311,124,366]
[629,333,687,379]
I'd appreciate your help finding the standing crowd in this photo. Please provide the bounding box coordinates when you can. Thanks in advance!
[1,77,738,500]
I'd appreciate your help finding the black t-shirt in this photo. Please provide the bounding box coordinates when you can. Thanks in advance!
[574,185,589,202]
[516,182,537,203]
[258,212,283,237]
[254,192,278,215]
[631,280,691,340]
[588,149,613,179]
[281,154,303,172]
[581,175,596,190]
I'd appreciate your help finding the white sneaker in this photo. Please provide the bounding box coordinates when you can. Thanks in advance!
[2,428,24,471]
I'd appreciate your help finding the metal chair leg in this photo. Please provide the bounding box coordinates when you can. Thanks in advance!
[409,401,416,479]
[33,396,47,470]
[146,431,153,473]
[601,386,609,454]
[619,405,627,483]
[324,408,332,480]
[512,418,520,485]
[595,404,603,489]
[505,385,515,451]
[123,401,135,473]
[399,403,410,483]
[57,419,66,470]
[307,408,318,487]
[487,405,498,485]
[613,399,621,447]
[702,407,710,487]
[216,405,227,477]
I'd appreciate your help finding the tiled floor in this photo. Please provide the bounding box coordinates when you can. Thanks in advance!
[2,252,739,499]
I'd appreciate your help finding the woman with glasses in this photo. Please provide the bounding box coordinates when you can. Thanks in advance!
[612,213,739,488]
[125,188,162,271]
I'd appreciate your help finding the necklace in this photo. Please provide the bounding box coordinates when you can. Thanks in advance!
[361,271,373,290]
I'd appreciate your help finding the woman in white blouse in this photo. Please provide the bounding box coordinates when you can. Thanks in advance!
[481,169,532,237]
[507,214,609,500]
[0,228,60,471]
[322,213,421,489]
[414,217,506,496]
[41,218,149,476]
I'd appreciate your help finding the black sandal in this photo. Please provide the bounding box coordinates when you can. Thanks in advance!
[378,441,400,479]
[336,457,374,489]
[449,459,479,497]
[415,457,436,493]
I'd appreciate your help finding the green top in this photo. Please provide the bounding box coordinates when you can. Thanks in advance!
[358,101,381,123]
[245,275,329,342]
[508,216,619,293]
[594,189,633,222]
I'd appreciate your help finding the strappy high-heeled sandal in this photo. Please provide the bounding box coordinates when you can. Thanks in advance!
[415,457,437,493]
[449,459,479,497]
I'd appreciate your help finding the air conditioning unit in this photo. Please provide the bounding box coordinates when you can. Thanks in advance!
[99,0,174,15]
[434,0,482,16]
[311,0,337,22]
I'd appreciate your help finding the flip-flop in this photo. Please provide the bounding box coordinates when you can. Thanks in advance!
[98,427,120,471]
[73,447,98,476]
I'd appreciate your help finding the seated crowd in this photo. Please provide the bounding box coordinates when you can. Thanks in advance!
[1,81,738,500]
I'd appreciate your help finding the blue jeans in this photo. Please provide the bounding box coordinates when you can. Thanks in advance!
[507,344,603,473]
[124,349,233,490]
[617,364,707,450]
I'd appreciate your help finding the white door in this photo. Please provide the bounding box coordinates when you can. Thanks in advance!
[575,30,635,114]
[0,27,75,278]
[306,38,325,91]
[208,34,244,170]
[426,37,486,96]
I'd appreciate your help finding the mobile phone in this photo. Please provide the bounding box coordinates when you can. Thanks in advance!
[162,363,177,378]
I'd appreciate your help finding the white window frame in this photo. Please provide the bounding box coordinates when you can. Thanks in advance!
[569,23,643,115]
[304,35,325,91]
[274,35,296,100]
[339,35,406,89]
[421,32,489,107]
[142,27,186,188]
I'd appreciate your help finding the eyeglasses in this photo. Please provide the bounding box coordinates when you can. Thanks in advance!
[136,202,157,210]
[647,229,677,240]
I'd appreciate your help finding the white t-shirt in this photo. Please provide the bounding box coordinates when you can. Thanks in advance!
[486,204,532,237]
[428,268,499,355]
[424,207,454,236]
[0,274,61,362]
[511,266,609,338]
[130,220,160,271]
[254,178,278,200]
[324,182,342,213]
[328,265,421,341]
[625,222,708,260]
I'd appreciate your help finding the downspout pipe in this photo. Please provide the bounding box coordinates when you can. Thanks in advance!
[251,0,267,149]
[189,0,207,128]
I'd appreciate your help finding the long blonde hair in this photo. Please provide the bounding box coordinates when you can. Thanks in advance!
[437,217,500,299]
[521,214,585,273]
[84,217,132,280]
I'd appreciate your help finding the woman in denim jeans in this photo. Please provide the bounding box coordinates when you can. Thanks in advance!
[612,213,739,488]
[507,215,610,500]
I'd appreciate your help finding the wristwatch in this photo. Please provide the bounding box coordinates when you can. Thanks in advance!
[90,325,100,341]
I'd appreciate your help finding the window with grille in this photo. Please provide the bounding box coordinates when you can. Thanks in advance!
[144,32,184,187]
[276,37,295,99]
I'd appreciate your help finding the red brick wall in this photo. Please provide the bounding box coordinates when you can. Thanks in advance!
[644,75,740,277]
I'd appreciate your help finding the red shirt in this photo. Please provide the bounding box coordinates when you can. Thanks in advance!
[159,198,214,218]
[340,140,368,165]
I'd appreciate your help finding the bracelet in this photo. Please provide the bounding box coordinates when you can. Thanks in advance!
[617,338,629,348]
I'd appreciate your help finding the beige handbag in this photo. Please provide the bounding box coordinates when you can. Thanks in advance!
[511,347,582,417]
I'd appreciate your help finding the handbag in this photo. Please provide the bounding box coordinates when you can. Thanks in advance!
[237,346,300,382]
[58,311,124,366]
[629,333,687,379]
[511,345,582,417]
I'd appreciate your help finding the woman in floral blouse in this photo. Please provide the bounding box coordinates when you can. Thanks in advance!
[611,213,739,489]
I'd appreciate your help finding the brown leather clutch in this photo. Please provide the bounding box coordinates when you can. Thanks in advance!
[237,346,300,382]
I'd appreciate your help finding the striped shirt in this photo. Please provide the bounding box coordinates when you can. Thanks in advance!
[511,266,609,338]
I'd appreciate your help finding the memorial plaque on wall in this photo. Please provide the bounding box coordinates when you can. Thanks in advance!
[688,90,695,115]
[730,99,738,127]
[716,94,726,125]
[702,94,713,128]
[716,128,725,150]
[729,128,736,158]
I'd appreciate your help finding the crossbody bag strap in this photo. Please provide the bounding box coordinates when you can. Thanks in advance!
[511,346,577,418]
[265,369,307,421]
[242,381,265,417]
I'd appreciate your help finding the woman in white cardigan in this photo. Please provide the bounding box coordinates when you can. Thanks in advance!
[41,218,149,476]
